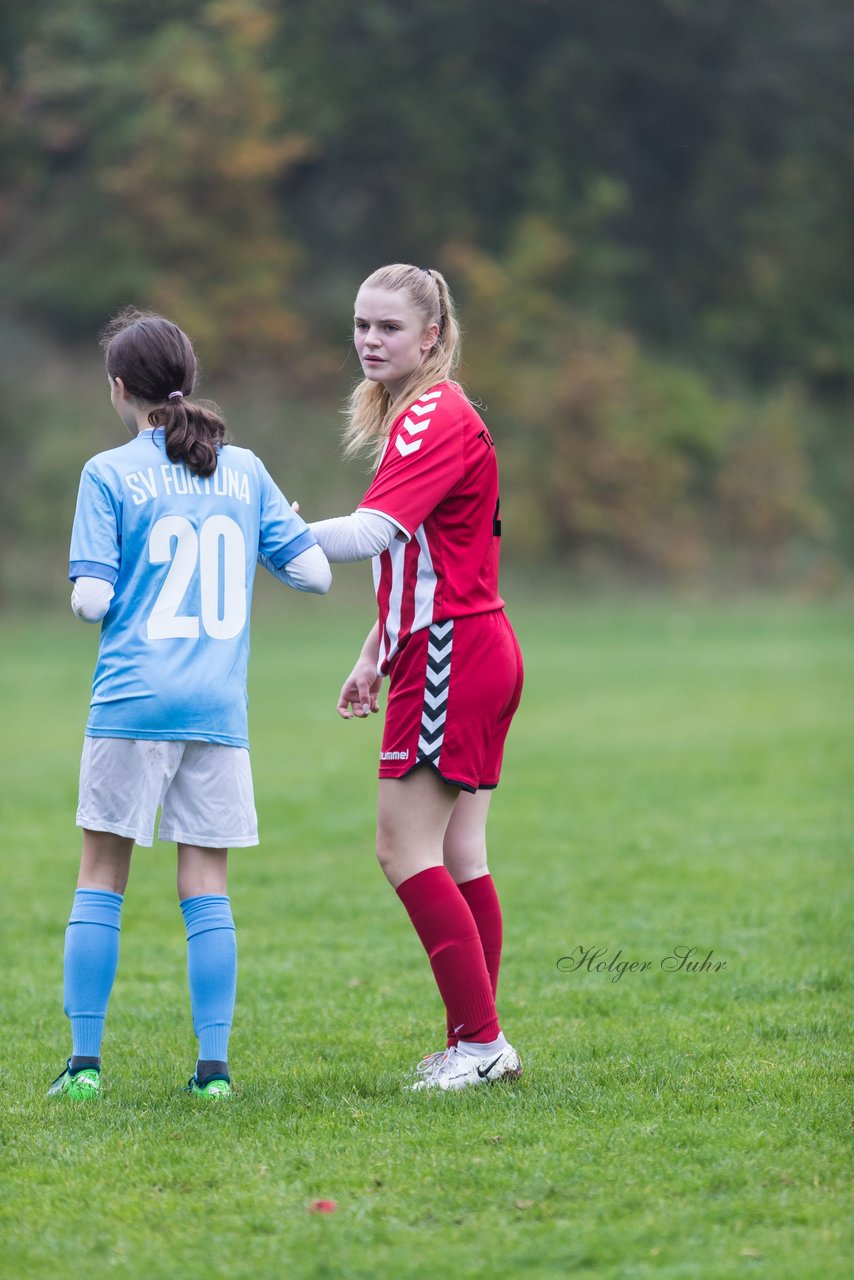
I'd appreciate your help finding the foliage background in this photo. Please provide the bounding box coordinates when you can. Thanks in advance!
[1,8,851,1274]
[1,0,852,602]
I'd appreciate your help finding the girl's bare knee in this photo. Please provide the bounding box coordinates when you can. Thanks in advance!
[443,834,488,884]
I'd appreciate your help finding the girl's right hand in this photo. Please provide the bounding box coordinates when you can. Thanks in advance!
[337,661,383,719]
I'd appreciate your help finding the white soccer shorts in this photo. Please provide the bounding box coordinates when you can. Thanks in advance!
[76,737,259,848]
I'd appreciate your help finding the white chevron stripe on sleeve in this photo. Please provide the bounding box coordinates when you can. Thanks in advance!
[395,436,422,458]
[402,415,431,435]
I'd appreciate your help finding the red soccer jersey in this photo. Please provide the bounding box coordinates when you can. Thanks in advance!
[358,381,504,674]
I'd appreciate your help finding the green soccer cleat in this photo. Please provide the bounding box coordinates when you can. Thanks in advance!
[186,1074,232,1099]
[47,1060,101,1100]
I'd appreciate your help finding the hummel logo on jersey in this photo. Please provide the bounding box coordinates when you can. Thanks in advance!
[394,390,443,458]
[380,749,410,761]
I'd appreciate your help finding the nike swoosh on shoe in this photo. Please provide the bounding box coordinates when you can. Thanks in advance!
[476,1054,505,1079]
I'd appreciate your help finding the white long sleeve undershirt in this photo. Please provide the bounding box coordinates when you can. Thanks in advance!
[258,543,332,592]
[71,577,115,622]
[308,510,402,563]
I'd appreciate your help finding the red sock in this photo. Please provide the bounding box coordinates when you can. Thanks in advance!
[396,866,499,1044]
[446,874,504,1047]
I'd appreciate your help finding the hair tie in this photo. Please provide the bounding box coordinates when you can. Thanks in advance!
[167,390,184,400]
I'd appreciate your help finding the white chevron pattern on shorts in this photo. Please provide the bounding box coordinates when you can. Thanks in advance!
[422,691,447,713]
[417,618,454,767]
[427,639,452,663]
[420,710,447,733]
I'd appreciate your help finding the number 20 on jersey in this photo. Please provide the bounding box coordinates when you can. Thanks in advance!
[147,515,247,641]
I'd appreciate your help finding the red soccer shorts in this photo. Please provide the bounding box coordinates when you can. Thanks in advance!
[379,609,524,793]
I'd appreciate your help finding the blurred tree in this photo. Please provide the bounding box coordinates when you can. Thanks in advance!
[677,0,854,389]
[715,388,830,580]
[0,0,849,589]
[446,227,829,577]
[271,0,854,390]
[0,0,310,364]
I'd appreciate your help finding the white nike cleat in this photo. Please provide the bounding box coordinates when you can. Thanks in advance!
[414,1049,449,1079]
[410,1042,522,1091]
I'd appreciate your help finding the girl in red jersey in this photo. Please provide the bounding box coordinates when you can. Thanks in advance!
[309,264,523,1090]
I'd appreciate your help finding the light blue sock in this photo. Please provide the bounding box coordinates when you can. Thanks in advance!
[180,895,237,1064]
[64,889,123,1060]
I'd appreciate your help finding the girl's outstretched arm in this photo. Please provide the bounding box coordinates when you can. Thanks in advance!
[258,543,331,593]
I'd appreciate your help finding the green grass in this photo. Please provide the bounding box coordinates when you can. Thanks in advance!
[0,588,851,1279]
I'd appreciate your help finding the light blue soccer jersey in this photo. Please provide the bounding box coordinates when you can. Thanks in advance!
[69,427,316,747]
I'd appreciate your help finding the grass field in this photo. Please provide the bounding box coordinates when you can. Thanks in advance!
[0,586,851,1279]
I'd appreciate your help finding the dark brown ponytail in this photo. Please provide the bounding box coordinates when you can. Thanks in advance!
[155,396,225,478]
[101,307,226,477]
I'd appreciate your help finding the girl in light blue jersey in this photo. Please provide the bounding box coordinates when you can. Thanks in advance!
[49,309,331,1101]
